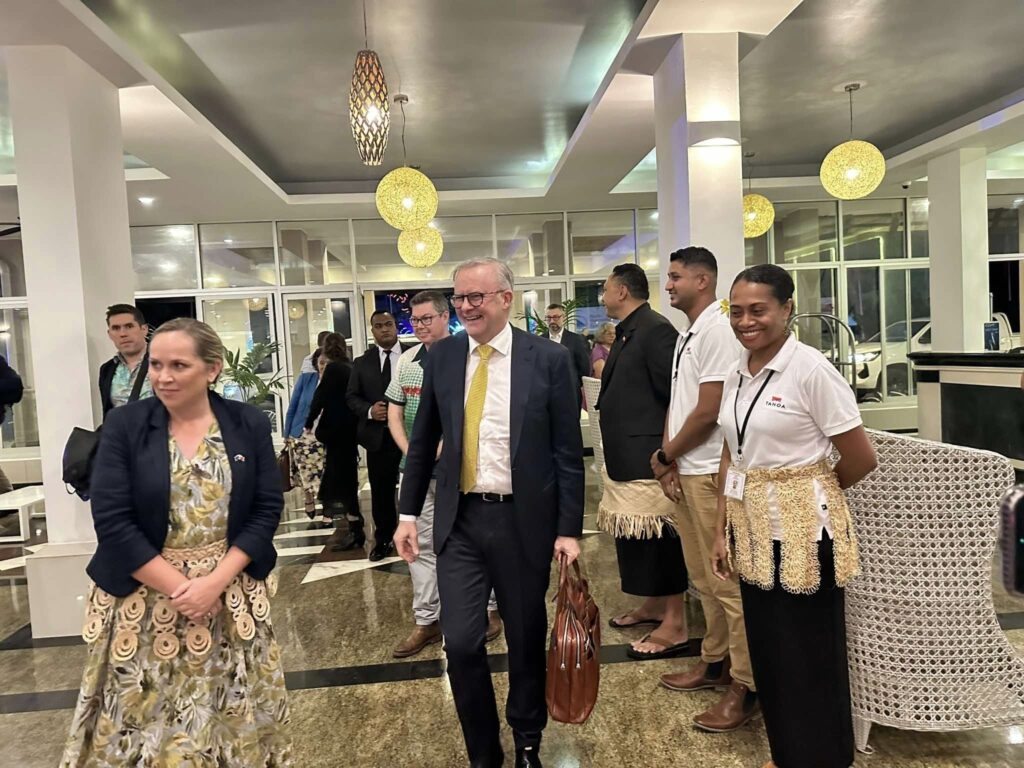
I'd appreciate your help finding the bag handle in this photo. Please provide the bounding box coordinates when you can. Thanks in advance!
[128,354,149,403]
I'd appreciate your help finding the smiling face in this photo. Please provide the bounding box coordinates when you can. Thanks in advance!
[411,302,450,345]
[148,331,222,410]
[665,262,709,314]
[728,279,793,354]
[453,264,512,343]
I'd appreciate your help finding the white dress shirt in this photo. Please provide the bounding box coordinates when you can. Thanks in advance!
[667,300,742,475]
[465,322,514,494]
[549,329,563,345]
[718,334,862,540]
[368,345,403,418]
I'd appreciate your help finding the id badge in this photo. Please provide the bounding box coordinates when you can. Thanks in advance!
[724,467,746,501]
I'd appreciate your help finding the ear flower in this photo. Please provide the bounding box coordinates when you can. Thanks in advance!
[719,299,730,314]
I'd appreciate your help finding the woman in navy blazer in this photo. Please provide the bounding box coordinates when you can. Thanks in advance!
[63,318,291,766]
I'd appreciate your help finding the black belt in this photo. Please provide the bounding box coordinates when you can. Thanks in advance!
[462,491,514,503]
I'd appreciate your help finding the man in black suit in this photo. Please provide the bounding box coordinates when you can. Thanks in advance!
[542,303,591,405]
[596,264,690,660]
[345,311,411,560]
[396,258,584,768]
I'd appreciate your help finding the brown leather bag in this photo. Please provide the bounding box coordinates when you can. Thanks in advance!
[277,446,293,492]
[546,555,600,724]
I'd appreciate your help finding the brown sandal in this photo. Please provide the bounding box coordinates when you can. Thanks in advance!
[626,630,690,660]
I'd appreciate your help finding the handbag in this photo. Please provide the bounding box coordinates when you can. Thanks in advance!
[545,554,601,724]
[63,356,149,501]
[278,443,293,492]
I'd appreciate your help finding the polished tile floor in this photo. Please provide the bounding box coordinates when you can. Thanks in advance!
[1,470,1023,767]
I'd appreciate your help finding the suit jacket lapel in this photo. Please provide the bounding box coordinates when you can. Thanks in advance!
[210,395,246,517]
[509,329,533,461]
[147,403,171,517]
[451,333,469,456]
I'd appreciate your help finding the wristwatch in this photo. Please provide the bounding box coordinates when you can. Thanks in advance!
[656,449,672,467]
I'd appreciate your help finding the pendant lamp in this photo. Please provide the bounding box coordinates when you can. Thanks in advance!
[742,152,774,238]
[819,84,885,200]
[398,225,444,268]
[349,1,389,166]
[375,95,439,230]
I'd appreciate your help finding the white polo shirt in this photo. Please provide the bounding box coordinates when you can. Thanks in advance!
[667,300,741,475]
[719,334,862,540]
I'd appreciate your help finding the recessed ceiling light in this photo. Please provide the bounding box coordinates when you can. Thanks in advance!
[223,238,234,244]
[138,196,155,206]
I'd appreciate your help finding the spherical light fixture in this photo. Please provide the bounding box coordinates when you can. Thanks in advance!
[376,166,438,230]
[819,140,886,200]
[288,302,306,320]
[246,297,267,312]
[819,83,886,200]
[742,194,775,238]
[397,226,443,268]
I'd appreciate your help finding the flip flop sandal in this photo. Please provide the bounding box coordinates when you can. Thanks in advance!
[626,631,691,660]
[608,613,662,629]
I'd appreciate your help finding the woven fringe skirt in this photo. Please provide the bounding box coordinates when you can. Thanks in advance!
[739,537,853,768]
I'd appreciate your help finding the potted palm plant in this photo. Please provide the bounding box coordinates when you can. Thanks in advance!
[222,341,287,408]
[521,298,584,336]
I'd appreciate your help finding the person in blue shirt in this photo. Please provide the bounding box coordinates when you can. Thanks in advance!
[284,331,329,439]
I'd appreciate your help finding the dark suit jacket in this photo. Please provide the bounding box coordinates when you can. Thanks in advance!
[346,343,411,452]
[595,303,677,481]
[87,392,284,597]
[544,329,591,394]
[307,360,358,455]
[98,353,149,419]
[399,327,585,569]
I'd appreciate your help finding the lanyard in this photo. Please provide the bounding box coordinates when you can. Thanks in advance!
[672,333,694,382]
[733,369,775,460]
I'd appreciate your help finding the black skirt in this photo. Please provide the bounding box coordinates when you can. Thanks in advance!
[739,537,853,768]
[614,526,688,597]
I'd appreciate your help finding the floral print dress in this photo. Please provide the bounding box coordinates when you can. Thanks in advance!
[61,422,292,767]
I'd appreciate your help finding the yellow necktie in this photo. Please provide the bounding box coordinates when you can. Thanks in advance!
[461,344,493,492]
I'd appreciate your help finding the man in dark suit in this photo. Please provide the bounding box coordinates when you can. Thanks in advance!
[396,258,584,768]
[345,311,411,560]
[542,303,591,405]
[596,264,690,659]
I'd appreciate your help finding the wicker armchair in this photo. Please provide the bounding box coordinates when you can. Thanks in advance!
[844,430,1024,751]
[582,376,604,492]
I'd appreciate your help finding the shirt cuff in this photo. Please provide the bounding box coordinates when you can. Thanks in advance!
[399,514,418,522]
[367,406,374,419]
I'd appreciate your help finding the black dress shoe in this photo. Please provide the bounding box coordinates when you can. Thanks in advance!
[368,540,395,562]
[330,531,365,552]
[515,747,542,767]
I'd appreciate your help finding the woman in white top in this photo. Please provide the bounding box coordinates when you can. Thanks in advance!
[711,265,877,768]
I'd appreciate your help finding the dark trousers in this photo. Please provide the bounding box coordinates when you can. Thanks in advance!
[319,443,359,518]
[436,496,551,765]
[740,538,854,768]
[366,436,402,543]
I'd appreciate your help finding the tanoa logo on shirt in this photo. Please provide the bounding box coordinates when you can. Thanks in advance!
[765,395,786,409]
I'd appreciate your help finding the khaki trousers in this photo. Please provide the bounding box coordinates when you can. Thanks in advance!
[674,472,754,689]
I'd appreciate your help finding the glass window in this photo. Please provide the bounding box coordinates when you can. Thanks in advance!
[131,225,198,291]
[512,285,564,334]
[988,195,1024,255]
[846,266,880,402]
[909,198,929,258]
[881,269,911,398]
[843,198,905,261]
[989,260,1022,335]
[353,216,491,283]
[787,268,838,358]
[638,209,658,272]
[573,279,611,333]
[277,221,352,286]
[773,202,838,264]
[201,296,279,430]
[285,296,355,377]
[495,213,566,277]
[0,309,36,448]
[0,228,26,297]
[745,234,769,266]
[568,210,636,275]
[199,223,277,288]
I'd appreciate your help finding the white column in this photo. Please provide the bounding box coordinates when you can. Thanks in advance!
[926,148,989,352]
[653,33,744,329]
[5,46,136,636]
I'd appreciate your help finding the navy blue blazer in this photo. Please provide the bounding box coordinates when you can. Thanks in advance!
[399,326,585,569]
[87,392,283,597]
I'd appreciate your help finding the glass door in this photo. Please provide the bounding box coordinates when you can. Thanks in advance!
[281,292,360,382]
[512,282,567,334]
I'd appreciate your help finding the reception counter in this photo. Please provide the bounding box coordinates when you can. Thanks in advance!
[909,351,1024,474]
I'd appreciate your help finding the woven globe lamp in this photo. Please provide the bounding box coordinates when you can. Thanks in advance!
[376,166,438,230]
[742,193,775,238]
[819,83,886,200]
[397,226,443,268]
[819,139,886,200]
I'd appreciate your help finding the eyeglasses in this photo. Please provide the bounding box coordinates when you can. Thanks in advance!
[543,315,564,323]
[410,314,440,327]
[450,291,500,309]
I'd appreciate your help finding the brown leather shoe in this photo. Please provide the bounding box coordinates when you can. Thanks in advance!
[693,681,759,733]
[659,656,732,692]
[485,610,503,643]
[392,622,442,658]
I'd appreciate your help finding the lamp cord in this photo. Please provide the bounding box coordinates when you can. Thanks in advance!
[400,99,408,165]
[848,87,855,138]
[362,0,368,48]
